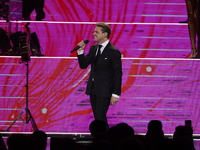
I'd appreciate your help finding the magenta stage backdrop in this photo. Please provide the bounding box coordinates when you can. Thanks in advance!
[0,0,199,134]
[0,0,190,58]
[0,57,200,134]
[0,23,191,58]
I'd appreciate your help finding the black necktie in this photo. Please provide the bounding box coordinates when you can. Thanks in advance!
[95,45,102,64]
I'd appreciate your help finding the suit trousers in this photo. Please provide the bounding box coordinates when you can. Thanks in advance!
[90,82,111,128]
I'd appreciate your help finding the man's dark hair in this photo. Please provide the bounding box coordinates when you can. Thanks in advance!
[96,22,111,39]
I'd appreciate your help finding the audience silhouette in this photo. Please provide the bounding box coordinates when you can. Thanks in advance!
[2,120,197,150]
[169,125,196,150]
[117,136,144,150]
[144,120,167,150]
[107,122,139,149]
[58,137,80,150]
[89,120,107,138]
[7,134,33,150]
[87,120,111,150]
[31,130,47,150]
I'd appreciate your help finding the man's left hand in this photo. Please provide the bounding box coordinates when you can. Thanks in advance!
[110,96,118,105]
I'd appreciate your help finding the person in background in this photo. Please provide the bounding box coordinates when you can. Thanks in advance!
[22,0,45,21]
[185,0,199,58]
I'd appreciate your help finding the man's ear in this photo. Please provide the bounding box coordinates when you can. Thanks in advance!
[104,32,108,38]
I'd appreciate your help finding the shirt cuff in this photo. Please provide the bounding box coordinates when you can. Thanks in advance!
[77,50,84,55]
[112,94,119,98]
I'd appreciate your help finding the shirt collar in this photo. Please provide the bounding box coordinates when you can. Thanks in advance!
[100,40,109,49]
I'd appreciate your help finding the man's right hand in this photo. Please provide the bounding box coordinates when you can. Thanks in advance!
[77,40,86,51]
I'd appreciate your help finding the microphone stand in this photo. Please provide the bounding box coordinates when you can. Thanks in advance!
[6,61,38,132]
[5,23,38,132]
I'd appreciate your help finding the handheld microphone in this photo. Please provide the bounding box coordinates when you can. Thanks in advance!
[70,39,89,53]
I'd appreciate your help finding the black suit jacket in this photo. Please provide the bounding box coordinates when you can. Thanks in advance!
[78,42,122,97]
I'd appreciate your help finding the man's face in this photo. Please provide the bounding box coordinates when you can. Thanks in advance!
[93,26,107,44]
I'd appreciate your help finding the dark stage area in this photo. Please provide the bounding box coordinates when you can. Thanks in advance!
[1,132,200,150]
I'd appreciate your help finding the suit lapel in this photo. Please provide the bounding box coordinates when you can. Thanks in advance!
[94,42,111,66]
[101,42,110,55]
[97,42,110,64]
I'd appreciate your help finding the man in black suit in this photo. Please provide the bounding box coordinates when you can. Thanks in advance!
[77,22,122,128]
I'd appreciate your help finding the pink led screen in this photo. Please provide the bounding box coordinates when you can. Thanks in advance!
[0,0,199,134]
[0,57,200,134]
[1,0,190,58]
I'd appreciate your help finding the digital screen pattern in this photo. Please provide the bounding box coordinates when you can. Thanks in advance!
[0,23,191,58]
[0,57,200,134]
[0,0,199,135]
[0,0,190,58]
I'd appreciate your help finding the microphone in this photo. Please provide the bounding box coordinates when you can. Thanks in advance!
[70,39,89,53]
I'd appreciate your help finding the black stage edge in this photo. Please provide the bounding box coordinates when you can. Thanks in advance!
[1,132,200,150]
[1,132,200,139]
